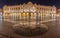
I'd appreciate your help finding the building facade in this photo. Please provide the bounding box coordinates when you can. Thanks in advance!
[57,9,60,15]
[0,9,2,20]
[3,2,56,26]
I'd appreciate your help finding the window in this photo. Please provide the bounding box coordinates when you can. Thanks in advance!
[4,8,9,10]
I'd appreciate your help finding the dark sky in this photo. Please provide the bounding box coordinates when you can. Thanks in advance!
[0,0,60,9]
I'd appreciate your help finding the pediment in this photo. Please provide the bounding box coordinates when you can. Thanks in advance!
[27,2,33,5]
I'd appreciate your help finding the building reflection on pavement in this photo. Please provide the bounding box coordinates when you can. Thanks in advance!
[0,16,59,38]
[0,15,60,38]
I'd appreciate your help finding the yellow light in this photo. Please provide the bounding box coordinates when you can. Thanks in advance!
[21,12,27,17]
[31,13,34,17]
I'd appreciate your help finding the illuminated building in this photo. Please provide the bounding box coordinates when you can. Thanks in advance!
[3,2,56,27]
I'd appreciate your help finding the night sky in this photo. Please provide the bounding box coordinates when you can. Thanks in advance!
[0,0,60,9]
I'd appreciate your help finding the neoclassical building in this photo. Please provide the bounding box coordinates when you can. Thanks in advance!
[3,2,56,26]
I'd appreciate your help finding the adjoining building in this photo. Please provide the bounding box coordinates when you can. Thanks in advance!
[3,2,56,26]
[0,9,3,20]
[57,9,60,16]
